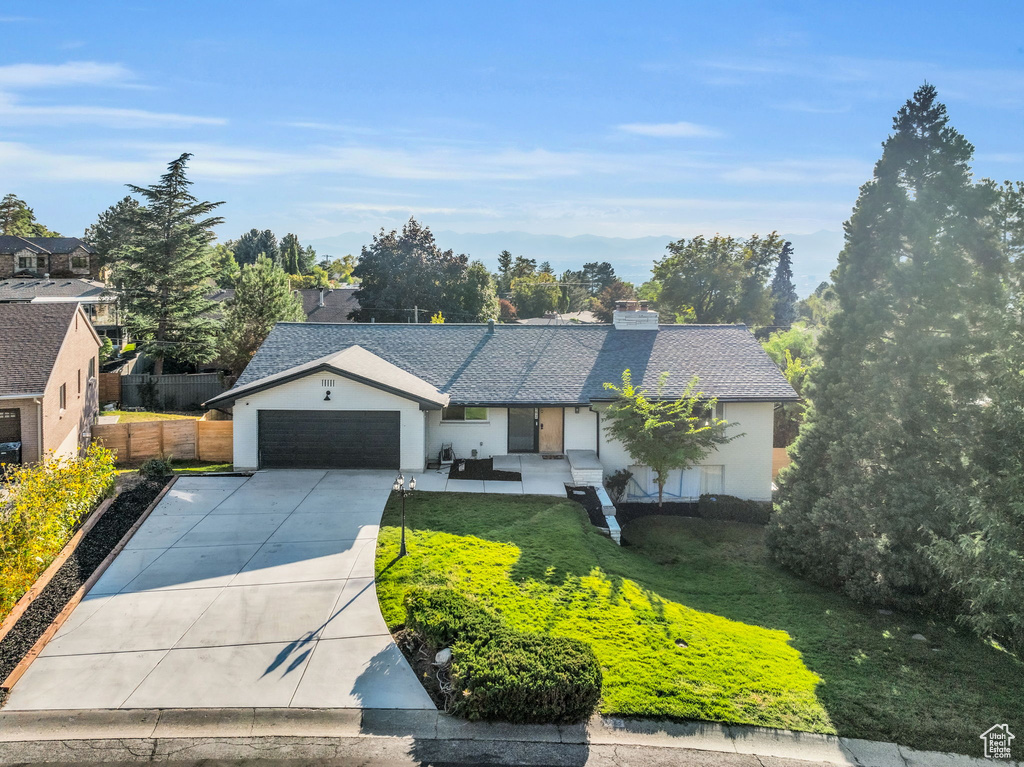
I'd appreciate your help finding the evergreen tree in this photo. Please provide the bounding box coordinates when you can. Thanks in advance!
[279,233,306,275]
[0,194,60,237]
[85,196,139,268]
[581,261,618,296]
[538,260,554,275]
[233,228,279,266]
[218,254,305,375]
[769,241,798,327]
[768,85,1006,609]
[300,244,318,275]
[112,153,225,375]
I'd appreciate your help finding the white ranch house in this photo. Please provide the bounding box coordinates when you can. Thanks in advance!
[205,303,797,502]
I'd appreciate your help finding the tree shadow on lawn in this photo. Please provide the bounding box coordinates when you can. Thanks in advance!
[379,493,1024,756]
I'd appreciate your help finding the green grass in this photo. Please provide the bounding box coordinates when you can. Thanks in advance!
[169,460,233,473]
[375,494,1024,756]
[104,410,201,423]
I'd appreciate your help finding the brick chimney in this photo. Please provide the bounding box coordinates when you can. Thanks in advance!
[612,300,659,330]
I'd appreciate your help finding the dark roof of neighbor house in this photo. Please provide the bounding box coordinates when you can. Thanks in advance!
[0,235,48,254]
[299,287,359,323]
[0,302,81,396]
[0,278,107,302]
[223,322,798,406]
[0,236,94,255]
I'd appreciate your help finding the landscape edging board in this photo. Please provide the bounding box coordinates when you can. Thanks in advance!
[0,495,115,646]
[0,475,178,694]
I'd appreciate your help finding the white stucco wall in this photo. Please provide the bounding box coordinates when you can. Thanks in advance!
[564,407,598,452]
[596,401,775,501]
[425,407,509,462]
[232,373,427,472]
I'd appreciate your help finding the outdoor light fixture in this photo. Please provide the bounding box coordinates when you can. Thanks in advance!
[324,390,331,401]
[394,473,415,557]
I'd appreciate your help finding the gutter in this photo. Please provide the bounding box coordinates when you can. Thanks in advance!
[34,397,43,463]
[0,392,44,400]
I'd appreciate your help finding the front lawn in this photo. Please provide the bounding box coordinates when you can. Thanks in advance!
[103,410,201,423]
[375,494,1024,756]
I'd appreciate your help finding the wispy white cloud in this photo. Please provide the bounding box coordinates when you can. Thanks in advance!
[0,141,156,182]
[0,94,226,128]
[720,158,869,185]
[617,120,721,138]
[0,61,133,88]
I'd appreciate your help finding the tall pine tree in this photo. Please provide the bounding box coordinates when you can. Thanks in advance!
[768,85,1005,610]
[112,154,225,375]
[769,241,798,327]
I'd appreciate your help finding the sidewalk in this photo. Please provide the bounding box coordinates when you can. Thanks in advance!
[0,708,1009,766]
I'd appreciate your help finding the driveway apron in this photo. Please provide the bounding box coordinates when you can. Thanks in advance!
[5,471,434,711]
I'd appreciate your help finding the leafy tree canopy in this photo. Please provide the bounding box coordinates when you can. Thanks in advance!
[0,194,59,237]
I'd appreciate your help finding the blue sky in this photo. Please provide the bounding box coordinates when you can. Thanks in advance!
[3,1,1023,260]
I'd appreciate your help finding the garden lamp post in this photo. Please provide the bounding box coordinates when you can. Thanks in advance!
[393,473,416,557]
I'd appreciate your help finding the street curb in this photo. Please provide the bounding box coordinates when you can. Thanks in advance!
[0,708,1011,766]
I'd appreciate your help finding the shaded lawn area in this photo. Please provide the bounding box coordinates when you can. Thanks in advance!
[375,493,1024,756]
[104,410,201,423]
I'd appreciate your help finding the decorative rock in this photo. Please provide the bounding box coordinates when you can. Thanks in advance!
[911,633,927,641]
[674,638,688,649]
[434,647,452,665]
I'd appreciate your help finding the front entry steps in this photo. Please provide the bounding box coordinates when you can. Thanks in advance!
[566,450,603,486]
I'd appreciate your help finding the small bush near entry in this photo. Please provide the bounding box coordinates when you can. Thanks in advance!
[698,494,772,525]
[404,588,602,724]
[139,456,174,480]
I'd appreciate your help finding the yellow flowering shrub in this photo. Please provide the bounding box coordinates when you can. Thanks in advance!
[0,445,116,622]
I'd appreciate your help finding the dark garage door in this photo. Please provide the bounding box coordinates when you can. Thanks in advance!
[258,410,401,470]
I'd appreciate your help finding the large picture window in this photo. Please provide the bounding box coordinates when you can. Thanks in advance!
[442,406,488,422]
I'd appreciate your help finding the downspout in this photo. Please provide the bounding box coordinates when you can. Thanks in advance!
[33,397,43,463]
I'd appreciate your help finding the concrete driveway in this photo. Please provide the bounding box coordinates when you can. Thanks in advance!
[5,470,434,712]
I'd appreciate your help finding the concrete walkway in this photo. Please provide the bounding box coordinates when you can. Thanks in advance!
[4,471,433,712]
[411,454,573,495]
[0,708,1006,766]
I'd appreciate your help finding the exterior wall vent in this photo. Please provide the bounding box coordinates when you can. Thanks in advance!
[322,378,336,387]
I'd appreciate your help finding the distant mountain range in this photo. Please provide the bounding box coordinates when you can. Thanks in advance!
[306,229,844,298]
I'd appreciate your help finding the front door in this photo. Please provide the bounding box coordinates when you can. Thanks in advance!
[538,407,563,453]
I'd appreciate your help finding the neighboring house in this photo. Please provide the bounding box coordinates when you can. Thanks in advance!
[0,236,99,280]
[518,310,598,325]
[0,278,123,343]
[205,303,798,501]
[0,303,102,465]
[208,286,360,324]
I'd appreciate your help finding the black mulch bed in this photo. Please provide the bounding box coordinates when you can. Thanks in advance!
[565,485,609,530]
[448,458,521,482]
[0,476,169,704]
[614,501,699,526]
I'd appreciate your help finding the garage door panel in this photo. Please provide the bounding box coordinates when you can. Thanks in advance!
[258,410,400,469]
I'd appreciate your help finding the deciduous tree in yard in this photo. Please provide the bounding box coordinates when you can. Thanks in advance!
[603,370,734,506]
[769,85,1007,610]
[111,153,224,375]
[592,280,637,322]
[218,254,305,375]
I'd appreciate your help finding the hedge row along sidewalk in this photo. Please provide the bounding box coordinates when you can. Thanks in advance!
[0,471,173,705]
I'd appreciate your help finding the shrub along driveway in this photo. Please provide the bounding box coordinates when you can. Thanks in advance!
[5,471,433,711]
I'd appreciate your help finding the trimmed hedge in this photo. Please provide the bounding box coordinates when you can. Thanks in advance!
[404,588,602,724]
[697,494,773,525]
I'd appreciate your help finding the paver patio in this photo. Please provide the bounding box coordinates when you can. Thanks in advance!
[4,471,434,712]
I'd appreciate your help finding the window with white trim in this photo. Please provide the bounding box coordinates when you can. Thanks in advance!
[700,465,724,495]
[441,406,488,422]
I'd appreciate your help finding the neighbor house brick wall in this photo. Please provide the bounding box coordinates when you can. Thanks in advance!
[0,253,12,279]
[0,397,41,463]
[48,248,94,278]
[40,308,101,460]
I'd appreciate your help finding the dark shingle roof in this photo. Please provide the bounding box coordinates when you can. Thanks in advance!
[0,278,106,301]
[234,322,798,405]
[0,236,94,255]
[0,303,79,396]
[299,287,359,323]
[0,235,47,255]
